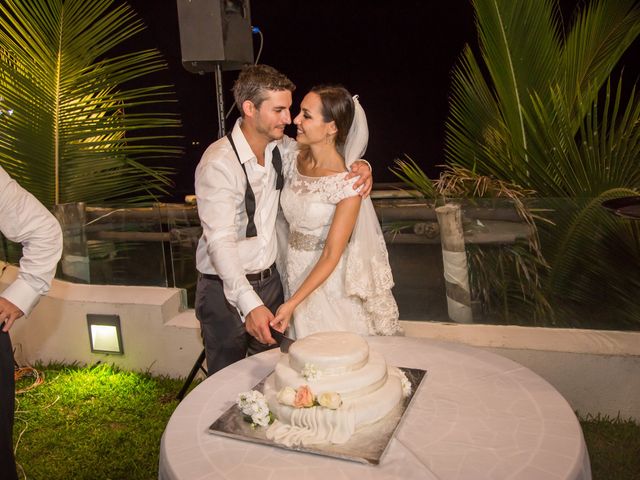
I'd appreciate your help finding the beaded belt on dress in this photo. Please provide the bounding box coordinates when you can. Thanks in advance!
[289,230,325,251]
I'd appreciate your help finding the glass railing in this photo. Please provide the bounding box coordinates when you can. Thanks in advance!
[1,195,637,331]
[53,202,170,287]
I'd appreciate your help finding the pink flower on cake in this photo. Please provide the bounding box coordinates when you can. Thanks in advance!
[317,392,342,410]
[293,385,315,408]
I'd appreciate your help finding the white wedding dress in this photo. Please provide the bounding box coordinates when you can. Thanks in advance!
[280,155,400,339]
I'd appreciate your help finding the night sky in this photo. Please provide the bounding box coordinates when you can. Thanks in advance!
[124,0,638,202]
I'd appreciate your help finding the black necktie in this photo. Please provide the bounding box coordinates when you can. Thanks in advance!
[272,146,284,190]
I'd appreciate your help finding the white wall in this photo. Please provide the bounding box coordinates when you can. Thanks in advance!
[2,264,202,378]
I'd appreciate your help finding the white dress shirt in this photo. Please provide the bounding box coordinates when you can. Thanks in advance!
[195,119,296,317]
[0,166,63,315]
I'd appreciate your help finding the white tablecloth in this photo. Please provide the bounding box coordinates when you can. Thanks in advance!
[159,336,591,480]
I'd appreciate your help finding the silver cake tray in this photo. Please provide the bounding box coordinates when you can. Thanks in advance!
[208,366,427,465]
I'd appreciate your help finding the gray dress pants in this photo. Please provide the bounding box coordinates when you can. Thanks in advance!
[195,270,283,376]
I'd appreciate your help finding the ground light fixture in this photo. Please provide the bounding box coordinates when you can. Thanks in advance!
[87,314,124,354]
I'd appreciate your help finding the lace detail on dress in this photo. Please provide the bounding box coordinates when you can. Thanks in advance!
[288,169,358,205]
[345,234,401,336]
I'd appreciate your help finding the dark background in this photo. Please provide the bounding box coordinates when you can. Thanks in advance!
[124,0,638,202]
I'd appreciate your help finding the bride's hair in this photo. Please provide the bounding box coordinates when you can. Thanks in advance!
[310,85,355,147]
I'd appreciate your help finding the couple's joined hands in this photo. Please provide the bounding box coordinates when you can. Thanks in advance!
[245,304,291,346]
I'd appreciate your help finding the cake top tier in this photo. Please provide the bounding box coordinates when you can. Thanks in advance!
[288,332,369,375]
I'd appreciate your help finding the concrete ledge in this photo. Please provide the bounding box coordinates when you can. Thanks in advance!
[401,320,640,356]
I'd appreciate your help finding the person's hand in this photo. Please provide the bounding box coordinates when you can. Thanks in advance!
[345,160,373,198]
[0,297,24,332]
[245,305,276,345]
[271,301,295,333]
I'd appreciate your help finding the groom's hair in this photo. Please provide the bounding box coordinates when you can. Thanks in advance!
[233,65,295,115]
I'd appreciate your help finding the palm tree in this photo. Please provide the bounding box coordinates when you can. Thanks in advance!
[0,0,182,207]
[396,0,640,327]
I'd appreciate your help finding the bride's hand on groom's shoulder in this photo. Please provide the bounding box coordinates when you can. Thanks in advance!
[272,302,294,333]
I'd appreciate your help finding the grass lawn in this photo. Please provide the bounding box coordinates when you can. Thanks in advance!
[12,364,640,480]
[14,363,187,480]
[580,413,640,480]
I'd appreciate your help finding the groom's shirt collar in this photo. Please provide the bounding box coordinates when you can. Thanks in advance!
[232,118,280,165]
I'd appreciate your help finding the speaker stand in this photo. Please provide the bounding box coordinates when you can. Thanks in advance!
[176,348,207,401]
[214,64,226,139]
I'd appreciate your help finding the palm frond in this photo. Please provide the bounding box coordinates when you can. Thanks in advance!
[561,0,640,127]
[446,45,507,177]
[0,0,182,206]
[390,156,438,199]
[472,0,561,155]
[545,189,638,292]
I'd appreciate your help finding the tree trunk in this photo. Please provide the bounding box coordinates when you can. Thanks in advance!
[436,203,473,323]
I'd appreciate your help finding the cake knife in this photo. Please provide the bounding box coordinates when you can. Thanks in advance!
[269,326,294,353]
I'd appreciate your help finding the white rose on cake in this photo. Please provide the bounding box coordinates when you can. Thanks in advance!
[317,392,342,410]
[276,386,297,406]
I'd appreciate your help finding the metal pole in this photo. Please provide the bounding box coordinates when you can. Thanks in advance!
[214,64,226,139]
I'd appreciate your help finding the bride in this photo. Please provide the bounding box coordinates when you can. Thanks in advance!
[272,85,401,338]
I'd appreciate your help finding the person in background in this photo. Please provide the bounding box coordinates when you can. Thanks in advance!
[0,166,63,480]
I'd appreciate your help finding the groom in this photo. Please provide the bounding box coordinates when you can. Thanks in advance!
[194,65,372,375]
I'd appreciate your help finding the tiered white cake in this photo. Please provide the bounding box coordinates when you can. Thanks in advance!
[263,331,408,447]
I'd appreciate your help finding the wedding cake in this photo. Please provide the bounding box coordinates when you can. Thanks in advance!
[262,331,410,447]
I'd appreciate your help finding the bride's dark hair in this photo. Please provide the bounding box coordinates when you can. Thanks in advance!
[310,85,354,147]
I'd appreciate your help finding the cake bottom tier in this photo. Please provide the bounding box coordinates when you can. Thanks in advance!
[264,367,404,447]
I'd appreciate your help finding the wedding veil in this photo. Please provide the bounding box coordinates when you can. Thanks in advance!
[343,96,401,335]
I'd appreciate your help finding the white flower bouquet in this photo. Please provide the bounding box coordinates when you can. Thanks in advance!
[236,390,274,428]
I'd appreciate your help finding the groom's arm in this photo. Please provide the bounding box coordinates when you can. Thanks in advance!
[195,159,262,315]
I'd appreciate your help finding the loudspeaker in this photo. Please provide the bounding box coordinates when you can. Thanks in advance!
[176,0,254,73]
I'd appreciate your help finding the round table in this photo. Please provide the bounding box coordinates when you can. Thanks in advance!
[159,337,591,480]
